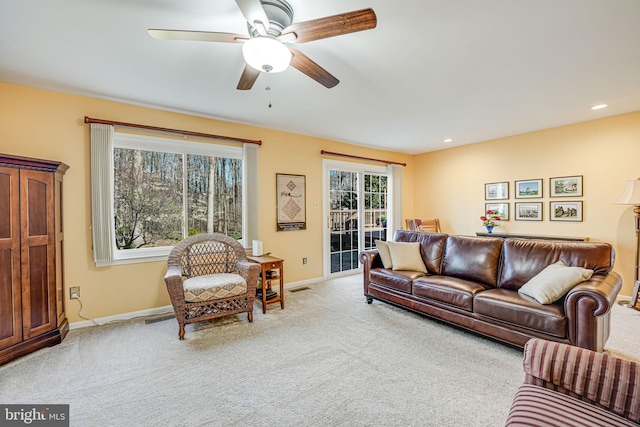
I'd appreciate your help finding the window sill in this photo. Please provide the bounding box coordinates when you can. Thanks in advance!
[96,247,171,267]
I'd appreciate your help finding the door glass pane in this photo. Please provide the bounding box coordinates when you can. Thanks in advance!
[328,169,388,275]
[329,170,358,274]
[363,173,388,251]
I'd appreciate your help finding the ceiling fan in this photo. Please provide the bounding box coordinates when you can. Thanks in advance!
[148,0,377,90]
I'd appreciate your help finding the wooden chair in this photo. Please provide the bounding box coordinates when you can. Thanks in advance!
[405,218,441,233]
[164,233,260,339]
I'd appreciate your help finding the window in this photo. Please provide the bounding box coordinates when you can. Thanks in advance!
[112,133,243,262]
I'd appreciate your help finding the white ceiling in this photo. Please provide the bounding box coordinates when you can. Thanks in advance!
[1,0,639,154]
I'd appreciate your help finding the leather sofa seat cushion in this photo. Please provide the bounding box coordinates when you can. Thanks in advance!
[441,235,503,287]
[474,289,566,338]
[498,238,614,290]
[370,268,426,294]
[392,230,448,274]
[413,276,490,311]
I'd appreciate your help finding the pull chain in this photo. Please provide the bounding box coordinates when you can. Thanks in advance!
[266,85,272,108]
[265,73,272,108]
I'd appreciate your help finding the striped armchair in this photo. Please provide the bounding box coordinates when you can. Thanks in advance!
[506,338,640,426]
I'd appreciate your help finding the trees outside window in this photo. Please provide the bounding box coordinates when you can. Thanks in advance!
[113,138,242,252]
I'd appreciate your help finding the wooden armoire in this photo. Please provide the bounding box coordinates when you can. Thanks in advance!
[0,153,69,365]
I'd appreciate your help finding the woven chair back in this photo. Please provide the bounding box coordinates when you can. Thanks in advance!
[181,241,240,277]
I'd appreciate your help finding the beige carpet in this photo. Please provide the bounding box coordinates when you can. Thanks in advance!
[604,299,640,361]
[0,274,637,427]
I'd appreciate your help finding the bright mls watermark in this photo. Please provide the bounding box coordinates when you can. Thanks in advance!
[1,405,69,426]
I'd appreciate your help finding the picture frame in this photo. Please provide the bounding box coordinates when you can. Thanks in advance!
[515,179,543,198]
[515,202,543,221]
[485,182,509,200]
[550,201,583,222]
[550,175,583,197]
[485,202,509,221]
[276,173,306,231]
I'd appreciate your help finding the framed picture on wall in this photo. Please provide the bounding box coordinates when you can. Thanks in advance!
[550,175,583,197]
[485,203,509,220]
[485,182,509,200]
[276,173,306,231]
[515,179,543,198]
[550,201,583,222]
[515,202,543,221]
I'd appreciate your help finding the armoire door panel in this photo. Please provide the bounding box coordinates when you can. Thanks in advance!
[25,244,50,331]
[20,170,56,339]
[0,167,22,350]
[0,248,22,347]
[26,179,48,237]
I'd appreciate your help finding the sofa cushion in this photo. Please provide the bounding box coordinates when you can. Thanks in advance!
[386,241,427,273]
[370,268,425,294]
[374,240,393,268]
[440,235,503,287]
[498,238,614,290]
[474,289,566,337]
[392,230,447,274]
[505,384,637,427]
[413,276,490,311]
[518,261,594,304]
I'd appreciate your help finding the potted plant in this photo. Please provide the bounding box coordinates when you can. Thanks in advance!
[480,210,501,233]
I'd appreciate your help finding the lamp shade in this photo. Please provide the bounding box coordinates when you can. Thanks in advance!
[615,179,640,205]
[242,37,292,73]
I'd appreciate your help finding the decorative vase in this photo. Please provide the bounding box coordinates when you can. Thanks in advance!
[485,225,494,233]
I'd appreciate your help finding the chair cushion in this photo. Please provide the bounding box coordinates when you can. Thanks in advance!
[505,384,637,427]
[183,273,247,303]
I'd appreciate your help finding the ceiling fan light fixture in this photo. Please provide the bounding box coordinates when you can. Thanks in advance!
[242,37,291,73]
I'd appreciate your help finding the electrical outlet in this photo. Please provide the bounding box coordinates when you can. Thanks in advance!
[69,286,80,299]
[302,257,307,265]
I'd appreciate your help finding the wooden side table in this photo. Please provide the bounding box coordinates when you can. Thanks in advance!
[247,255,285,314]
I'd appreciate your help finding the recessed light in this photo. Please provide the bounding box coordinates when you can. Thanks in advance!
[443,138,453,143]
[591,104,608,110]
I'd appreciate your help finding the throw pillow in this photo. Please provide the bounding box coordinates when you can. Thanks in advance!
[518,261,594,304]
[386,241,427,273]
[375,240,393,269]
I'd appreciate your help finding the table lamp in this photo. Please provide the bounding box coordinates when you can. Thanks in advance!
[615,178,640,309]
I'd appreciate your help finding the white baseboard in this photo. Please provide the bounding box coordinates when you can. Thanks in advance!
[284,277,324,289]
[68,278,325,330]
[69,305,174,330]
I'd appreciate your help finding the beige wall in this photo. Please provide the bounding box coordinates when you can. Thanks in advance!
[412,111,640,296]
[0,82,413,322]
[2,81,638,321]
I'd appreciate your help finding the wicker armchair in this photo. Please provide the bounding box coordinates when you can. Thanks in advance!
[164,233,260,339]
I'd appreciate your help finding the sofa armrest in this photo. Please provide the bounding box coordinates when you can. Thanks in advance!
[523,338,640,423]
[360,249,383,295]
[564,271,622,350]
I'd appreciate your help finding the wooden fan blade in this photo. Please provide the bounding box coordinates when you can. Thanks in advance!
[235,0,269,35]
[281,8,377,43]
[148,29,248,43]
[237,65,261,90]
[289,48,339,88]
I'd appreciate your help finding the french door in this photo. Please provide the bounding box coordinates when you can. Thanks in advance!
[323,160,388,277]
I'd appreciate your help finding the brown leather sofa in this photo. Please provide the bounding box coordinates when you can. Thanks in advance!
[360,230,622,351]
